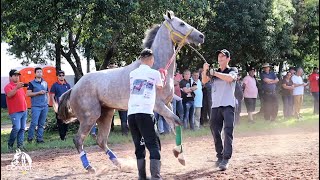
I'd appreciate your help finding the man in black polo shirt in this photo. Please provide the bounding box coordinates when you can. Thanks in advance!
[50,70,71,140]
[202,49,238,171]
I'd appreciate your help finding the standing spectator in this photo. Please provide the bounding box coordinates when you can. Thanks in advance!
[260,63,279,121]
[119,110,129,136]
[234,74,244,124]
[308,67,319,114]
[292,68,308,119]
[202,49,238,171]
[180,70,197,130]
[201,81,212,125]
[242,67,258,123]
[154,112,170,135]
[50,70,71,140]
[127,49,163,179]
[172,68,184,123]
[5,70,28,151]
[289,67,296,75]
[281,72,294,118]
[191,70,203,129]
[27,67,49,143]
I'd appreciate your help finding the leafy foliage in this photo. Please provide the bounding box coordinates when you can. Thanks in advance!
[1,0,319,76]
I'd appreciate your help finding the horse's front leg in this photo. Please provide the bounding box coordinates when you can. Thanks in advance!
[154,101,185,166]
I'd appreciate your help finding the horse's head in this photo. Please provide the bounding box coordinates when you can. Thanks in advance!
[163,11,204,46]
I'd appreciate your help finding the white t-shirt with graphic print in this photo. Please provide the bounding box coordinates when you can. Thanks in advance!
[128,64,163,115]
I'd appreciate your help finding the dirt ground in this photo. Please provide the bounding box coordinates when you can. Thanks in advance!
[1,127,319,180]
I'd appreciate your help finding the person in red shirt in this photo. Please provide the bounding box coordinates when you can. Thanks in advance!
[4,69,28,152]
[308,67,319,114]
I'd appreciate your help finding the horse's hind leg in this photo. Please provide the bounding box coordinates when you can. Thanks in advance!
[96,107,121,167]
[73,113,99,173]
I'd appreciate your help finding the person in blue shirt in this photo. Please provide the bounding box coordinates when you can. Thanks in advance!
[50,70,71,140]
[260,63,279,121]
[27,67,50,143]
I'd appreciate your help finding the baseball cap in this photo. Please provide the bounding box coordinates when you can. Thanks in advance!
[57,70,65,75]
[9,69,21,77]
[247,67,256,72]
[216,49,230,58]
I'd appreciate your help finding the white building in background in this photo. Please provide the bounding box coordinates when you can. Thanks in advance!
[1,43,96,77]
[1,43,96,107]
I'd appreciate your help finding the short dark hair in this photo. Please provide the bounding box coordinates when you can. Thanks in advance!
[35,67,42,73]
[139,48,153,59]
[313,67,318,71]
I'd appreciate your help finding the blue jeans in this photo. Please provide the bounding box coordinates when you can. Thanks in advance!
[282,95,293,117]
[28,106,48,141]
[172,99,184,122]
[183,101,195,130]
[312,92,319,114]
[8,111,27,147]
[154,113,170,134]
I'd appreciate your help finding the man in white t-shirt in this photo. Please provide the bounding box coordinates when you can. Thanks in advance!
[291,67,308,119]
[128,48,163,180]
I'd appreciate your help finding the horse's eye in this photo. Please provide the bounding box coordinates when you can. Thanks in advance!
[180,22,185,26]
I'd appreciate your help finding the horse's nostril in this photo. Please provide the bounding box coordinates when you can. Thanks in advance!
[199,34,204,39]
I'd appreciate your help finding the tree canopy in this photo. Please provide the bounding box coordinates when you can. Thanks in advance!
[1,0,319,79]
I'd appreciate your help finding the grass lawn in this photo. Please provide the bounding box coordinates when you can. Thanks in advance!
[1,94,318,154]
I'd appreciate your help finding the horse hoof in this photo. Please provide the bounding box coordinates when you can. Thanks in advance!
[87,166,96,174]
[111,158,121,168]
[178,153,185,166]
[172,145,182,158]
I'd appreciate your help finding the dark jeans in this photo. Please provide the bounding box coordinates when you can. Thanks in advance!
[119,111,129,135]
[183,101,195,130]
[263,93,278,121]
[312,92,319,114]
[128,113,161,160]
[56,113,68,140]
[172,99,184,122]
[282,95,293,117]
[210,106,235,160]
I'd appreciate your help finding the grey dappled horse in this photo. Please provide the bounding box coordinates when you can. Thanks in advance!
[58,11,204,172]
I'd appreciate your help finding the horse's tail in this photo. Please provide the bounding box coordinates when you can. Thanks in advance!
[57,89,77,123]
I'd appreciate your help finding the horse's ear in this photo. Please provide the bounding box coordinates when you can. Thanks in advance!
[164,10,174,21]
[15,149,18,153]
[167,10,174,19]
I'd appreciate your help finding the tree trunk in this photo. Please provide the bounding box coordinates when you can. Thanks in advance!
[61,50,82,83]
[278,61,284,79]
[70,48,84,77]
[99,47,114,70]
[87,56,90,73]
[93,56,100,71]
[55,36,62,72]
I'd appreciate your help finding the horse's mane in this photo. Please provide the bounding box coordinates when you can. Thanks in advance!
[142,24,160,49]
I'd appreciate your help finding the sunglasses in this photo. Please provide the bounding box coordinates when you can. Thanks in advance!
[58,74,65,77]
